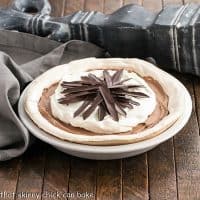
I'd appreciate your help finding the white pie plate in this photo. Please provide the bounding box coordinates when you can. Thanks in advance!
[18,75,192,160]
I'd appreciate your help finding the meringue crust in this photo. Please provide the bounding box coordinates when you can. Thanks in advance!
[25,58,183,145]
[38,77,169,136]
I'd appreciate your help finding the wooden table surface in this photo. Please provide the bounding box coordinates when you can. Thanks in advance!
[0,0,200,200]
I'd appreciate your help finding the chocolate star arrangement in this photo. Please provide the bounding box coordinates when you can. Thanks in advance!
[58,70,149,121]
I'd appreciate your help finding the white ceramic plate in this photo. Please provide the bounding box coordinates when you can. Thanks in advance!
[18,75,192,160]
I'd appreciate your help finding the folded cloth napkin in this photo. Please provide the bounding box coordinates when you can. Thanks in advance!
[0,30,105,161]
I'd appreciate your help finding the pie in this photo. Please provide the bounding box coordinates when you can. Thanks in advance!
[25,58,184,145]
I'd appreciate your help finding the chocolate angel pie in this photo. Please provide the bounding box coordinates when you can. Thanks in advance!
[25,58,183,145]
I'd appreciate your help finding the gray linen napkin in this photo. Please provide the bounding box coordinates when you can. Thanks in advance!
[0,30,105,161]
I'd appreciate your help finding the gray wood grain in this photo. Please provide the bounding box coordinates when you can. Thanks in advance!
[42,146,70,200]
[174,75,200,200]
[15,142,45,200]
[148,140,178,200]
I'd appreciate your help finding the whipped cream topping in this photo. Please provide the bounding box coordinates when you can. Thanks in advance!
[50,70,157,134]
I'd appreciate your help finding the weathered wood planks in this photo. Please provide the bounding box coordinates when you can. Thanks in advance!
[104,0,123,14]
[123,0,143,5]
[15,142,45,200]
[163,0,183,6]
[42,146,70,200]
[84,0,104,12]
[123,154,149,200]
[0,1,199,200]
[0,158,21,200]
[96,160,122,200]
[174,75,200,200]
[148,140,178,200]
[49,0,65,16]
[68,158,96,200]
[0,0,11,7]
[142,0,163,11]
[64,0,85,15]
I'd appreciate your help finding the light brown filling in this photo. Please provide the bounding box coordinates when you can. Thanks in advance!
[38,76,169,136]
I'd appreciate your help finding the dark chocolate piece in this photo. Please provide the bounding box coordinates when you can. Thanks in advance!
[58,70,149,121]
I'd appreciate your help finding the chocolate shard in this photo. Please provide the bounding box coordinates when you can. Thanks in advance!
[99,85,119,121]
[119,102,134,109]
[58,96,85,104]
[80,76,99,85]
[103,70,112,87]
[74,100,91,117]
[112,90,148,98]
[115,102,126,117]
[126,85,144,88]
[82,94,102,119]
[98,103,107,121]
[116,97,140,105]
[63,90,97,98]
[58,69,149,121]
[114,78,132,85]
[88,73,102,83]
[128,91,149,98]
[61,85,98,94]
[128,99,140,106]
[109,83,142,89]
[61,82,84,87]
[112,69,123,84]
